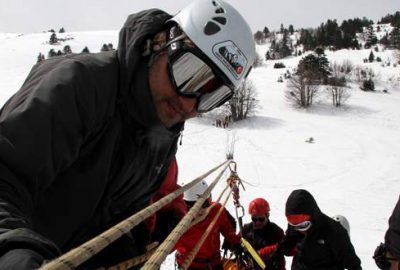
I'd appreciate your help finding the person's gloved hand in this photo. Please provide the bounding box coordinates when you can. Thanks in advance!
[232,242,244,257]
[258,244,277,260]
[0,248,45,269]
[265,250,281,270]
[279,227,303,255]
[373,243,391,270]
[221,239,231,252]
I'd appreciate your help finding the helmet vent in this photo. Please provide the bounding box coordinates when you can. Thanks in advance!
[212,16,226,25]
[204,21,221,35]
[215,7,225,14]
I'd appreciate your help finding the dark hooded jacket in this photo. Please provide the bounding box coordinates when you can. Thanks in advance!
[284,189,362,270]
[0,9,180,269]
[385,195,400,260]
[242,220,286,270]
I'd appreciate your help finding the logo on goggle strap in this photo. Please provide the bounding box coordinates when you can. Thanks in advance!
[213,41,247,79]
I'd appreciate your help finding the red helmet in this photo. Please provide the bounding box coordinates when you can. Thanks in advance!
[248,198,270,216]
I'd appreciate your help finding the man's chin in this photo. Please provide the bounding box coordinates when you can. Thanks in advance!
[159,115,183,128]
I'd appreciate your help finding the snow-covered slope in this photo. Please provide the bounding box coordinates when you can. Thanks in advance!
[1,30,400,269]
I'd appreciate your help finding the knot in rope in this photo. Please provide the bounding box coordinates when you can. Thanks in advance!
[227,161,244,206]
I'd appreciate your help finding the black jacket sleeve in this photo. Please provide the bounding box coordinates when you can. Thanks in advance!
[279,226,303,256]
[385,195,400,260]
[0,57,111,263]
[328,225,362,270]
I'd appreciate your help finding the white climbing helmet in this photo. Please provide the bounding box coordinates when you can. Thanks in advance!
[183,180,209,202]
[170,0,256,91]
[332,214,350,235]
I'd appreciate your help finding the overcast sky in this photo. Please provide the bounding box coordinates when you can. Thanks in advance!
[0,0,399,33]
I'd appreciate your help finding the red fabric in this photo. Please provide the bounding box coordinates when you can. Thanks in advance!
[259,244,277,259]
[287,214,311,225]
[145,158,187,232]
[175,203,240,269]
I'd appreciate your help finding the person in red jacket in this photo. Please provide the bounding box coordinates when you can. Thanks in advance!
[145,158,188,243]
[242,198,286,269]
[175,180,241,270]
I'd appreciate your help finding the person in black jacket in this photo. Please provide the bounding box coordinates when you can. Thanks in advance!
[242,198,286,269]
[0,0,256,268]
[261,189,362,270]
[374,195,400,270]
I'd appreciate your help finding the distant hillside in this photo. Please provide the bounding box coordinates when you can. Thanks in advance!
[254,11,400,60]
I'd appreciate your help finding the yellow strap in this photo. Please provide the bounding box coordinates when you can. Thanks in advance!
[240,238,266,269]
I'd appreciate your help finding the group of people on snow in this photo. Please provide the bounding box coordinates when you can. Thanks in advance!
[0,0,398,269]
[175,179,362,270]
[176,178,400,270]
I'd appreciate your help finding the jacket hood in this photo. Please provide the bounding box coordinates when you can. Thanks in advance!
[285,189,321,219]
[117,9,172,128]
[118,9,171,95]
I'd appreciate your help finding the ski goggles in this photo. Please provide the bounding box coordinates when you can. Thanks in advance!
[251,216,266,223]
[166,27,234,113]
[184,199,210,209]
[289,220,312,232]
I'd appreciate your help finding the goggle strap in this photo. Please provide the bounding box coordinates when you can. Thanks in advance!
[156,33,187,53]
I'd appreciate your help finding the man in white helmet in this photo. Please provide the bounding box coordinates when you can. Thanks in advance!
[332,215,351,235]
[175,180,241,270]
[0,0,255,268]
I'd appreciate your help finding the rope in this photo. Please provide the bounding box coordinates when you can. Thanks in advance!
[40,159,231,270]
[102,181,228,270]
[141,160,233,269]
[99,243,159,270]
[226,163,245,234]
[179,187,232,270]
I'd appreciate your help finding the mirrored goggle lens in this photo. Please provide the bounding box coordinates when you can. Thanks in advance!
[171,52,216,95]
[197,85,232,112]
[289,220,312,231]
[170,52,233,112]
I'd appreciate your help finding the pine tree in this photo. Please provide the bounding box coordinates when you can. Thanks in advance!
[59,27,65,33]
[389,27,400,49]
[325,19,342,48]
[82,46,90,53]
[263,27,270,38]
[379,11,400,28]
[37,53,45,63]
[288,25,294,35]
[101,44,109,52]
[63,45,72,54]
[299,29,316,51]
[277,30,292,58]
[365,26,378,49]
[368,50,375,62]
[297,52,330,83]
[380,33,390,47]
[316,23,327,46]
[48,49,56,58]
[254,31,265,44]
[107,43,114,50]
[49,33,58,45]
[314,47,324,56]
